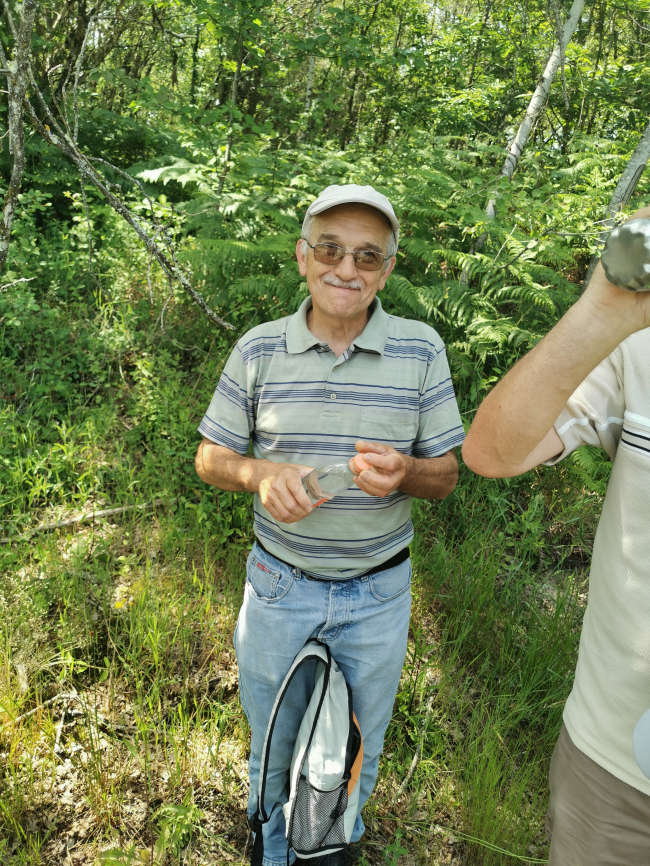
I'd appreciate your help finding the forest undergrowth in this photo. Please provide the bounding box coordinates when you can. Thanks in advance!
[3,0,648,860]
[0,260,603,866]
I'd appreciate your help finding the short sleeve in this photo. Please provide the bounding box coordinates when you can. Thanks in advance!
[546,347,625,465]
[198,343,254,455]
[412,346,465,458]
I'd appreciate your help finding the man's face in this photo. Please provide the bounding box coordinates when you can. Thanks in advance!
[295,203,396,322]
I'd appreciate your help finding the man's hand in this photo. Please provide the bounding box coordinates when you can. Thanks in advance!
[195,439,314,523]
[353,441,407,496]
[582,206,650,336]
[258,463,315,524]
[353,440,458,500]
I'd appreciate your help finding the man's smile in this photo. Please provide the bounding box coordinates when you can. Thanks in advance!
[322,274,364,291]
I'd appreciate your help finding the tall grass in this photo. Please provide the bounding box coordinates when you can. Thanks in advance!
[0,252,601,864]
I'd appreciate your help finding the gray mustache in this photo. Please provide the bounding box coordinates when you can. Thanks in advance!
[322,275,364,290]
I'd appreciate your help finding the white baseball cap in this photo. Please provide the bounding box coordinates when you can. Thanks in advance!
[302,184,400,244]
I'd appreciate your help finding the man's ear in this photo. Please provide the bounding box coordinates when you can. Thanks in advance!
[296,239,308,277]
[377,256,397,290]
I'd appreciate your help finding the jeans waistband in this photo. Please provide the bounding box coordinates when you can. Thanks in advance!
[254,538,410,581]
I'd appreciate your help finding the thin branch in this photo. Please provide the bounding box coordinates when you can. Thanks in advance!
[1,0,18,39]
[23,103,233,329]
[0,498,176,544]
[74,15,96,143]
[398,689,437,795]
[0,693,78,730]
[0,276,35,292]
[0,691,130,733]
[79,177,93,275]
[1,12,232,330]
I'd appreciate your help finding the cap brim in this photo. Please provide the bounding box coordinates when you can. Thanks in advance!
[308,196,400,232]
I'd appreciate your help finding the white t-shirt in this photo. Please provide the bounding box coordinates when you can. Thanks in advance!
[550,328,650,793]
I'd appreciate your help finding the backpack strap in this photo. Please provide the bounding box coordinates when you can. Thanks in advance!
[251,639,332,865]
[248,811,265,866]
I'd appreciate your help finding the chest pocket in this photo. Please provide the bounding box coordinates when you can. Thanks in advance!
[620,410,650,458]
[359,409,418,452]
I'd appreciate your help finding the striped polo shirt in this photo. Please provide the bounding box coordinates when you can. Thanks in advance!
[199,295,464,577]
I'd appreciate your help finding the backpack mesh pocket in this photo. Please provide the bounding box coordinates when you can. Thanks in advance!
[290,775,349,853]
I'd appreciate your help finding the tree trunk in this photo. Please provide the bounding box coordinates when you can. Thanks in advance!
[304,1,322,114]
[488,0,586,210]
[582,120,650,290]
[0,0,37,275]
[190,25,200,103]
[467,0,494,88]
[460,0,585,286]
[216,34,245,201]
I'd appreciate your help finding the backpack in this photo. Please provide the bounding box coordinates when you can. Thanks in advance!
[249,639,363,864]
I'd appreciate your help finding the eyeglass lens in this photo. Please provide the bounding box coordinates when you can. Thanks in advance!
[312,243,384,271]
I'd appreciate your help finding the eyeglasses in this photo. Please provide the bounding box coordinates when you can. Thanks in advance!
[302,240,389,272]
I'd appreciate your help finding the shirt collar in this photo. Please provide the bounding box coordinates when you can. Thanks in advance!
[285,295,389,356]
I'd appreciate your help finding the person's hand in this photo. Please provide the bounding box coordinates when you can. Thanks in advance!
[258,462,315,524]
[352,441,410,497]
[582,206,650,338]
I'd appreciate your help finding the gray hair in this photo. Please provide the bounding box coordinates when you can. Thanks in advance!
[301,211,398,270]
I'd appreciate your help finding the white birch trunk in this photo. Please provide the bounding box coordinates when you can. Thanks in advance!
[582,119,650,289]
[304,1,322,114]
[301,1,322,142]
[486,0,586,214]
[460,0,586,285]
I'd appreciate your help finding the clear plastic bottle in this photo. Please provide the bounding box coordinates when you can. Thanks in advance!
[302,454,371,507]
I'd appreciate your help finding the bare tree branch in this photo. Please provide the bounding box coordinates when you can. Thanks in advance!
[0,2,233,331]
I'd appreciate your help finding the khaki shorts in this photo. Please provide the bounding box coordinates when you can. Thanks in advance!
[546,723,650,866]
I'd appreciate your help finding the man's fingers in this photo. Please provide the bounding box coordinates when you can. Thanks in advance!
[354,470,397,496]
[274,483,310,518]
[266,490,308,523]
[355,439,390,455]
[286,472,314,511]
[259,468,313,523]
[363,452,402,472]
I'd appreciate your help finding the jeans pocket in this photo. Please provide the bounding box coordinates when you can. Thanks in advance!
[368,559,412,602]
[246,553,294,603]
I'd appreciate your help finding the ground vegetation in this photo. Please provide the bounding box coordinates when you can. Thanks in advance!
[1,0,649,862]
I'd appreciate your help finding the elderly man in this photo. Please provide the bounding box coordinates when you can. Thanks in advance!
[195,184,464,866]
[463,208,650,865]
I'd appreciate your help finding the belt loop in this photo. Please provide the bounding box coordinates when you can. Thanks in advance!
[361,575,369,582]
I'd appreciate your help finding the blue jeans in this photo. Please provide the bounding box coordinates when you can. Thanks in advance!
[233,542,412,866]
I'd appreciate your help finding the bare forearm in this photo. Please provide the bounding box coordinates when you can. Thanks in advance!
[399,450,458,499]
[195,439,316,524]
[463,208,650,478]
[463,268,641,476]
[195,440,276,493]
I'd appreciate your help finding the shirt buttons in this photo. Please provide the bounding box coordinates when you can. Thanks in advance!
[333,365,339,371]
[330,393,337,400]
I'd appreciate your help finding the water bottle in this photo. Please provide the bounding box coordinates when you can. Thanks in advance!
[601,218,650,291]
[302,454,371,507]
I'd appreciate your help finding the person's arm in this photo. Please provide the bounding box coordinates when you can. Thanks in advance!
[195,439,316,524]
[354,441,458,499]
[462,207,650,478]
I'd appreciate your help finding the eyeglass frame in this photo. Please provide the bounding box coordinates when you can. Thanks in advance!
[301,239,392,272]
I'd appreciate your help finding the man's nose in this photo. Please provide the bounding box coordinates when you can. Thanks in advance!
[334,251,358,281]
